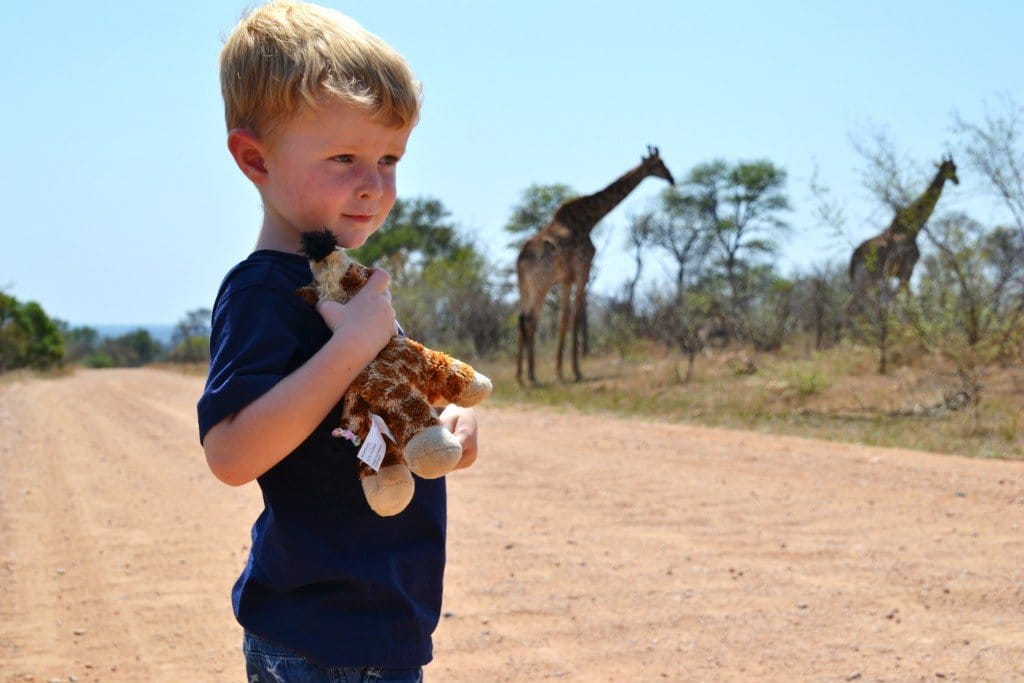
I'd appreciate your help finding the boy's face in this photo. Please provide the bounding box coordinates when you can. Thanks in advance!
[256,100,412,251]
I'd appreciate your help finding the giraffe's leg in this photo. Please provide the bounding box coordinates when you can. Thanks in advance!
[555,282,573,382]
[516,249,547,386]
[569,266,592,382]
[517,309,537,386]
[516,312,524,385]
[517,310,540,385]
[568,290,581,382]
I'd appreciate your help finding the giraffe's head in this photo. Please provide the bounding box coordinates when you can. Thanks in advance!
[300,228,359,304]
[642,145,675,186]
[937,155,959,185]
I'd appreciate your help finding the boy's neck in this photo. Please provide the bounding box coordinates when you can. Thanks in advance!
[254,220,302,255]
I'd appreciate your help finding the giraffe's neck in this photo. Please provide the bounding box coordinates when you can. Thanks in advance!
[891,170,950,237]
[556,164,651,234]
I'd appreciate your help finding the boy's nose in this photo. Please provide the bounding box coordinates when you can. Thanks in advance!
[356,167,383,200]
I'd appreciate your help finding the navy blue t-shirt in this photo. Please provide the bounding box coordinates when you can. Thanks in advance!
[197,250,446,667]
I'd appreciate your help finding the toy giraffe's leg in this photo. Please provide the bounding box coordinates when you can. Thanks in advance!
[384,386,463,479]
[343,393,414,516]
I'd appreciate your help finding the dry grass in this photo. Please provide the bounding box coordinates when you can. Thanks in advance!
[17,351,1018,460]
[0,366,75,384]
[473,342,1024,460]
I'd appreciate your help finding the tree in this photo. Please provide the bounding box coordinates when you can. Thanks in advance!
[654,186,714,295]
[102,329,164,367]
[352,196,507,354]
[845,279,907,375]
[953,96,1024,240]
[919,213,1011,348]
[503,183,576,246]
[789,262,846,351]
[842,130,933,373]
[416,245,511,357]
[849,125,919,212]
[169,308,211,363]
[0,292,30,371]
[912,213,1024,430]
[621,210,658,317]
[740,267,796,352]
[924,216,1023,347]
[639,188,718,381]
[61,324,100,363]
[20,302,64,369]
[644,286,714,384]
[352,198,464,287]
[0,293,63,371]
[681,160,790,321]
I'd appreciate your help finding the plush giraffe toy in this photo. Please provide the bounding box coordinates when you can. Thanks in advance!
[298,229,492,517]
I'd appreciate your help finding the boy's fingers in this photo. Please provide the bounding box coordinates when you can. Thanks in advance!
[364,268,391,292]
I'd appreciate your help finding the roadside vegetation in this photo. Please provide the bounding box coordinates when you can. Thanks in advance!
[474,340,1023,460]
[4,98,1022,460]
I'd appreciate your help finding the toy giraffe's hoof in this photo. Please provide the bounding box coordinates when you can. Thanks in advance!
[405,425,462,479]
[457,370,492,407]
[362,464,415,516]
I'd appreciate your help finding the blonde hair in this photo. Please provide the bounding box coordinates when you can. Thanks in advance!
[220,1,421,136]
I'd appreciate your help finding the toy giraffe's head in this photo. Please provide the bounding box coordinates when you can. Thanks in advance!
[299,229,365,304]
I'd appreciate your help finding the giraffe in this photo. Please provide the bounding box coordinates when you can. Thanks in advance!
[848,155,959,309]
[516,146,675,385]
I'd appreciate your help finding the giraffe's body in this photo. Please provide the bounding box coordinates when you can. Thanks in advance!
[849,157,959,305]
[516,147,674,384]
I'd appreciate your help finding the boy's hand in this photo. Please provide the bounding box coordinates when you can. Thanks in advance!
[316,268,396,356]
[439,405,479,470]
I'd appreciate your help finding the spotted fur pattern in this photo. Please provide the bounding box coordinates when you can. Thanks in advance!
[299,230,492,516]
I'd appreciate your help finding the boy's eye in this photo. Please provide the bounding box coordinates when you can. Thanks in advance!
[331,154,354,163]
[380,155,400,167]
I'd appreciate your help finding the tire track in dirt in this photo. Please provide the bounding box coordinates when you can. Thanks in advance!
[1,369,260,682]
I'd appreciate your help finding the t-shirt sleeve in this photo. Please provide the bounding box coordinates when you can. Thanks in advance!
[197,282,320,443]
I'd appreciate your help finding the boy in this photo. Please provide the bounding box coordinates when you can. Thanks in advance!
[197,2,478,680]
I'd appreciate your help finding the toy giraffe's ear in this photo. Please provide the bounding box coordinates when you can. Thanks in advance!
[300,229,339,262]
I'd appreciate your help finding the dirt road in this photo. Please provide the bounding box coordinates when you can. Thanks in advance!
[2,368,1022,682]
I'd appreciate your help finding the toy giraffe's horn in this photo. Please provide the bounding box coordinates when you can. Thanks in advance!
[300,229,339,263]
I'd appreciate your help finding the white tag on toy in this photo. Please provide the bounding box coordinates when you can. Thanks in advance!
[356,413,395,472]
[370,412,396,442]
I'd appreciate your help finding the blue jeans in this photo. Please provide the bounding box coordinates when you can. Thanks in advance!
[243,631,424,683]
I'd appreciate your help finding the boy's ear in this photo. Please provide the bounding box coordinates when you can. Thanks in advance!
[227,129,268,185]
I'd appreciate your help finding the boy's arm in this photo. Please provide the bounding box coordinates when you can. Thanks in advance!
[203,270,394,486]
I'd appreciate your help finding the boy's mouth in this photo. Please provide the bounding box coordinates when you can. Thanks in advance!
[342,214,374,224]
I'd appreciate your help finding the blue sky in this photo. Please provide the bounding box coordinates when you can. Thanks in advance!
[2,1,1021,326]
